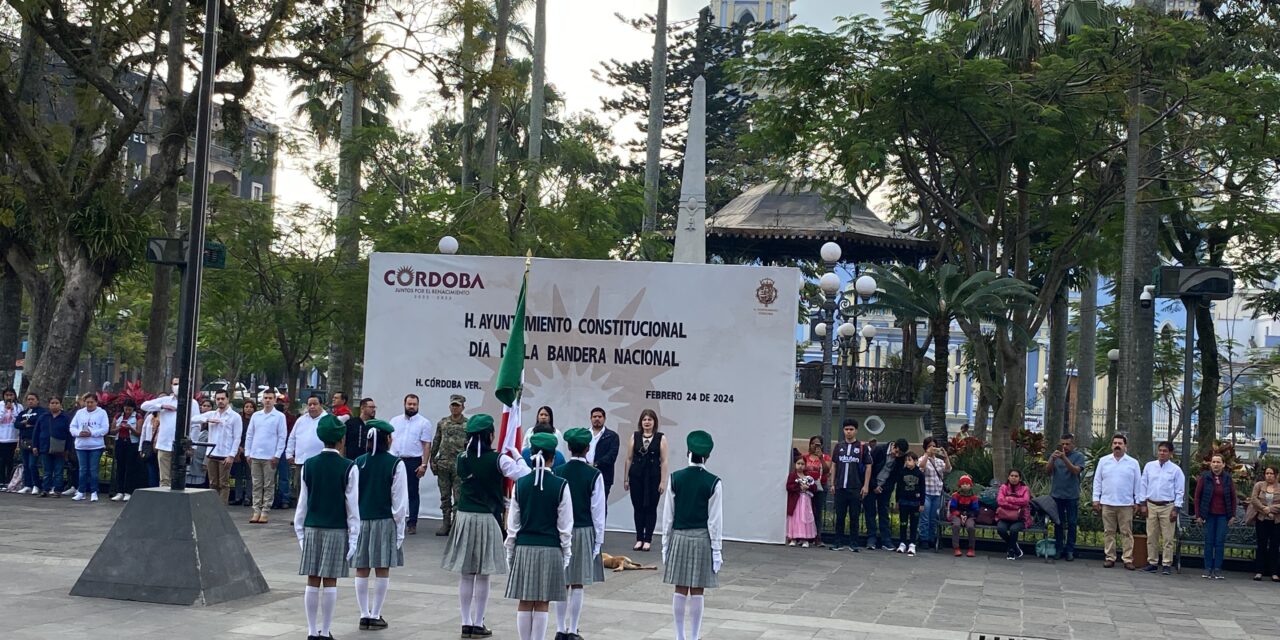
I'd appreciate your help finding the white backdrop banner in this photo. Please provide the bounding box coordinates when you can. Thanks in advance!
[363,253,799,543]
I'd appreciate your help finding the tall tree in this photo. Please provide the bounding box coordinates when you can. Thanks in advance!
[640,0,668,246]
[1073,271,1098,447]
[524,0,546,205]
[0,262,19,389]
[1044,287,1069,444]
[479,0,512,193]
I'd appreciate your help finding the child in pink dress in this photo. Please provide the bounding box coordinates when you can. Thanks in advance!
[786,458,818,546]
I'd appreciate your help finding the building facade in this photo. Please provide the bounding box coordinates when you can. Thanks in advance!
[710,0,792,28]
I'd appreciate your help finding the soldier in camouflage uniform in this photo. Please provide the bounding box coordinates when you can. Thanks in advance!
[431,394,468,536]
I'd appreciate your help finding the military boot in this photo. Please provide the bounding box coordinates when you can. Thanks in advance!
[436,511,452,536]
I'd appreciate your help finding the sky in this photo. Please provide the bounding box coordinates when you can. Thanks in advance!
[269,1,884,211]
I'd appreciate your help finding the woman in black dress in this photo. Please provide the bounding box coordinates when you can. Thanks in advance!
[623,408,668,551]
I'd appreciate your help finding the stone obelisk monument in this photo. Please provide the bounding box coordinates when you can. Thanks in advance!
[673,75,707,264]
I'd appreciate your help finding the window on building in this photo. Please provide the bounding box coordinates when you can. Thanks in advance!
[251,182,264,201]
[721,1,728,26]
[766,1,774,22]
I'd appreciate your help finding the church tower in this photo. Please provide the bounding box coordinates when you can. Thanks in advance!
[710,0,792,29]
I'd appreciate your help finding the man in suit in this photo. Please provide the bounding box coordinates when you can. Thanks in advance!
[586,407,620,497]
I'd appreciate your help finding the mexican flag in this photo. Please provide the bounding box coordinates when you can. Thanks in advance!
[495,255,531,466]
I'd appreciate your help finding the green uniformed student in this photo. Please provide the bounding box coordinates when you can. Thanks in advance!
[553,428,606,640]
[352,419,408,631]
[293,415,361,640]
[505,432,574,640]
[661,430,723,640]
[432,394,469,536]
[443,414,531,639]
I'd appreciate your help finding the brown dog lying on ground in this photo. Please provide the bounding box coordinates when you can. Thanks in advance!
[600,552,657,572]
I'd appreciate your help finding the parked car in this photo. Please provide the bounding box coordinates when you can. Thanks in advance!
[202,379,249,400]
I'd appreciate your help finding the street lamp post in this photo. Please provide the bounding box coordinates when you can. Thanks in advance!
[836,322,877,427]
[1106,348,1121,435]
[817,242,841,449]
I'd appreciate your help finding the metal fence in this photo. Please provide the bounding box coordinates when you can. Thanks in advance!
[797,364,915,405]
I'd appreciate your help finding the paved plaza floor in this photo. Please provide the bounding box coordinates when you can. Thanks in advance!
[2,491,1279,640]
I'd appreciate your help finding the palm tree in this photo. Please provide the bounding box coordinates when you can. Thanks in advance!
[641,0,668,246]
[865,263,1037,441]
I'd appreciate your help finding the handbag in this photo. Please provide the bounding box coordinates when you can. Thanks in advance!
[975,505,998,525]
[996,504,1024,522]
[139,440,154,461]
[48,436,66,455]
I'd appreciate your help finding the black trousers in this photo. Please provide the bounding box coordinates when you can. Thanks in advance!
[0,442,15,486]
[631,490,659,543]
[997,520,1025,551]
[898,508,920,545]
[400,456,422,525]
[1257,520,1280,576]
[832,488,862,547]
[112,439,142,495]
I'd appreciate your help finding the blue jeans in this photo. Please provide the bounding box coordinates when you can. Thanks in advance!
[41,453,65,492]
[274,459,291,508]
[77,449,104,494]
[1054,497,1079,554]
[1203,514,1229,571]
[22,448,41,489]
[921,494,943,543]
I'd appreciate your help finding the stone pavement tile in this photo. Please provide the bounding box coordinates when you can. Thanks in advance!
[1021,622,1072,639]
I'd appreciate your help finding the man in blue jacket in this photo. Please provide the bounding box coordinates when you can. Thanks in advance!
[33,397,72,497]
[17,392,49,494]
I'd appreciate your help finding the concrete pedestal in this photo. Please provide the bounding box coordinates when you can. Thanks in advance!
[70,488,269,605]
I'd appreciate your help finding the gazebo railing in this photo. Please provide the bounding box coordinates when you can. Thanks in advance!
[797,364,915,405]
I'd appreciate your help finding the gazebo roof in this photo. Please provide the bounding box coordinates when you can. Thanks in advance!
[704,182,935,263]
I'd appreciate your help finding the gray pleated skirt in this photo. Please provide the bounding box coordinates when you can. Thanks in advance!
[565,526,604,586]
[504,545,567,602]
[299,526,350,578]
[662,528,717,589]
[442,510,507,575]
[353,517,404,569]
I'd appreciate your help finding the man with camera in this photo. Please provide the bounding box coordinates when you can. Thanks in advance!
[1045,433,1087,561]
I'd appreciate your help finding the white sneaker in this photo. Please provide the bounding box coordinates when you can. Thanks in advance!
[90,492,99,502]
[72,492,86,501]
[17,487,32,494]
[787,540,796,547]
[123,494,131,502]
[110,493,123,502]
[896,542,907,553]
[801,541,810,548]
[62,487,77,496]
[907,543,917,556]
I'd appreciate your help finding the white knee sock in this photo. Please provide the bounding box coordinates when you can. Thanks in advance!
[689,595,705,640]
[531,611,549,639]
[472,575,491,626]
[567,588,585,633]
[556,596,569,633]
[371,576,390,617]
[672,593,687,640]
[303,586,319,636]
[320,587,338,635]
[516,611,533,640]
[354,577,369,618]
[458,575,475,626]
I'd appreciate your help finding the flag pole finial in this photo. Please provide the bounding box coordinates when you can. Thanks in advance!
[524,249,533,271]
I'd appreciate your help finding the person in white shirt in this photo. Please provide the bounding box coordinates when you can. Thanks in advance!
[0,387,18,491]
[388,394,433,535]
[140,376,197,487]
[244,389,287,523]
[1091,433,1142,569]
[70,393,111,502]
[288,396,329,506]
[191,389,244,504]
[1139,440,1185,574]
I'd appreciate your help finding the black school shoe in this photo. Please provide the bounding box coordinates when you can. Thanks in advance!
[366,617,388,630]
[464,625,493,638]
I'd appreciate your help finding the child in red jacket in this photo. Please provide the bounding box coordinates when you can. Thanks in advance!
[786,457,818,546]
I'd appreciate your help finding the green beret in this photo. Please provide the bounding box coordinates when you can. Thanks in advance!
[529,432,558,453]
[564,428,592,449]
[317,414,345,444]
[365,419,394,434]
[466,414,495,434]
[687,430,714,457]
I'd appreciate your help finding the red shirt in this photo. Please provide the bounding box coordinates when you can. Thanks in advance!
[800,453,830,488]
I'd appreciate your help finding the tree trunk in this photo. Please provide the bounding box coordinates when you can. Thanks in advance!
[0,262,21,390]
[1117,81,1142,451]
[993,337,1028,481]
[143,0,189,394]
[930,320,949,441]
[479,0,512,194]
[525,0,547,206]
[641,0,669,245]
[1195,299,1219,459]
[25,252,105,401]
[328,0,365,398]
[1045,289,1069,444]
[459,6,477,190]
[974,393,989,441]
[1073,272,1098,448]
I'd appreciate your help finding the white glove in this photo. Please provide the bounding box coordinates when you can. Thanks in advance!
[337,414,350,424]
[396,537,404,550]
[592,545,601,558]
[563,552,572,569]
[506,551,514,567]
[346,541,358,562]
[298,538,305,551]
[661,546,668,565]
[712,550,723,574]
